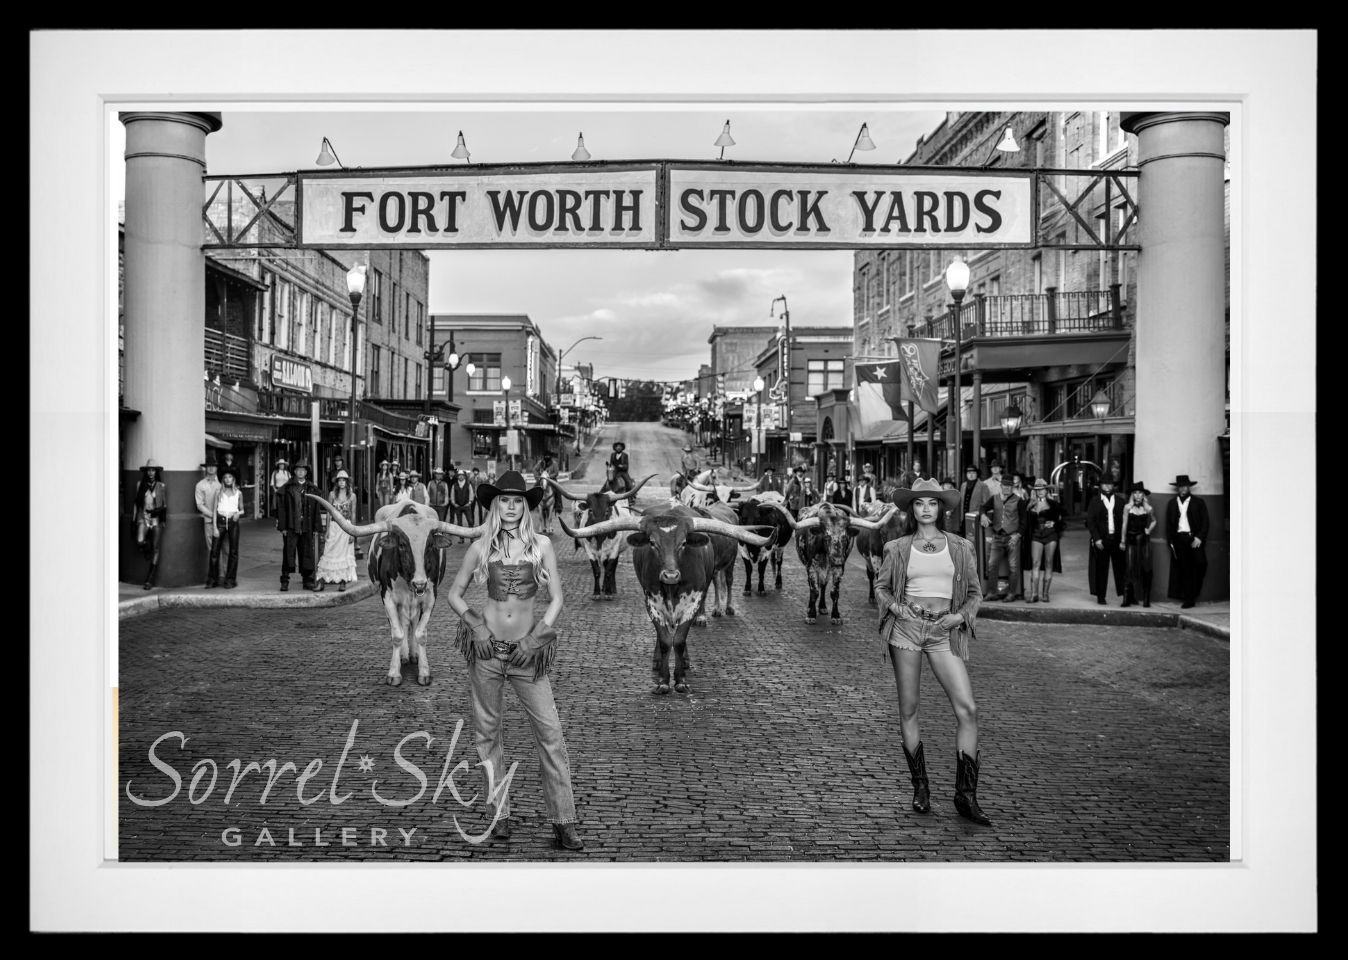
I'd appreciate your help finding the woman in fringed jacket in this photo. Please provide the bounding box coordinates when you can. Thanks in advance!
[874,478,992,826]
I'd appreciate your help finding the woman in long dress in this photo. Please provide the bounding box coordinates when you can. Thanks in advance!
[315,470,358,592]
[1122,481,1156,607]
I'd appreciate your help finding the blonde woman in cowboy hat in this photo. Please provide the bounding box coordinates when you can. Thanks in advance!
[375,459,394,508]
[1122,480,1157,608]
[133,458,168,589]
[314,470,358,592]
[445,470,584,851]
[1025,476,1065,603]
[874,478,992,826]
[393,470,412,503]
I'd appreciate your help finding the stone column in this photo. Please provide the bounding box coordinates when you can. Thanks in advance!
[119,112,223,587]
[971,370,983,475]
[1121,112,1229,602]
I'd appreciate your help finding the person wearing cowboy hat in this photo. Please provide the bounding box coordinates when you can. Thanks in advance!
[1085,471,1127,606]
[314,470,358,592]
[270,456,291,517]
[444,470,585,851]
[375,458,394,508]
[217,450,244,490]
[758,464,784,496]
[133,458,168,589]
[406,469,429,506]
[678,443,698,481]
[1024,476,1065,603]
[979,471,1026,601]
[610,441,633,490]
[195,457,221,583]
[450,468,475,540]
[1164,474,1209,608]
[210,465,246,589]
[874,478,992,826]
[277,459,320,591]
[393,470,412,503]
[427,466,451,523]
[1122,480,1157,608]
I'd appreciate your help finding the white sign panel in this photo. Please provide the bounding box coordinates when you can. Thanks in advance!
[300,166,660,248]
[667,165,1033,248]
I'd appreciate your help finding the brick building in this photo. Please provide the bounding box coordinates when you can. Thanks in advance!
[429,314,561,474]
[847,110,1230,513]
[709,325,779,394]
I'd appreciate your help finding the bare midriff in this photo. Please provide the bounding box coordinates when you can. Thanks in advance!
[904,594,951,616]
[484,593,537,644]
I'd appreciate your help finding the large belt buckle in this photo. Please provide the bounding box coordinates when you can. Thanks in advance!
[492,639,517,659]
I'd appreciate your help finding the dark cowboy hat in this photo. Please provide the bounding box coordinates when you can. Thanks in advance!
[476,469,545,510]
[1098,472,1119,485]
[613,441,626,451]
[1170,474,1198,487]
[292,460,311,472]
[1129,480,1151,495]
[890,477,963,513]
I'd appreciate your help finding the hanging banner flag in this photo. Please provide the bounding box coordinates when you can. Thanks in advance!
[299,164,660,248]
[667,164,1033,248]
[854,360,908,419]
[891,338,943,414]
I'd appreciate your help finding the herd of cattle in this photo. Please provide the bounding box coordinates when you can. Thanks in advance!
[311,470,906,694]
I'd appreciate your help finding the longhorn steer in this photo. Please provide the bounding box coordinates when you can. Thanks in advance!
[679,471,758,510]
[733,491,794,595]
[695,500,752,619]
[854,501,904,604]
[546,474,655,600]
[310,496,480,686]
[767,500,893,625]
[561,501,773,694]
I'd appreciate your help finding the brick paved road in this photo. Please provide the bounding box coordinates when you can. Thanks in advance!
[118,424,1229,863]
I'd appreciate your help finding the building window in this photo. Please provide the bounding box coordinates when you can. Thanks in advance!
[370,345,381,396]
[472,430,496,459]
[404,292,411,340]
[415,362,422,400]
[402,357,409,399]
[807,359,846,396]
[370,270,383,325]
[1032,254,1043,295]
[432,367,444,397]
[467,353,503,392]
[414,301,423,346]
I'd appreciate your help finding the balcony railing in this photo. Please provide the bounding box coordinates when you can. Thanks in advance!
[205,328,251,382]
[921,287,1124,341]
[1042,375,1133,423]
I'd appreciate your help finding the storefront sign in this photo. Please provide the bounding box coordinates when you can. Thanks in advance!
[492,400,506,426]
[271,356,313,394]
[299,165,660,248]
[666,164,1033,248]
[526,335,538,397]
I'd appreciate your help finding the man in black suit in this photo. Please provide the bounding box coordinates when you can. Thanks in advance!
[1165,474,1209,609]
[1085,472,1127,605]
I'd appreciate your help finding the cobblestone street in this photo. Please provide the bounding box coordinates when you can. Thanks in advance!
[118,430,1230,862]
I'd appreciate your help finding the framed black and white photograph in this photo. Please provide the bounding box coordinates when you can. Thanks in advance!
[31,29,1316,932]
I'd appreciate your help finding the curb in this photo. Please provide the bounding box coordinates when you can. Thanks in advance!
[1177,615,1231,642]
[974,604,1228,639]
[118,580,378,619]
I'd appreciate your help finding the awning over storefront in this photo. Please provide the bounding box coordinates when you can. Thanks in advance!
[205,416,277,443]
[469,422,558,433]
[204,432,233,450]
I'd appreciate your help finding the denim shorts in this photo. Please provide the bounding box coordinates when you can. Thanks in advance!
[887,611,952,655]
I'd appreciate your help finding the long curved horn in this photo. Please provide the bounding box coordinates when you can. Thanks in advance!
[559,513,644,540]
[308,494,389,539]
[725,482,762,493]
[609,473,657,502]
[436,521,485,539]
[849,505,898,531]
[687,479,714,492]
[689,517,775,547]
[830,503,858,517]
[764,499,821,531]
[543,477,585,503]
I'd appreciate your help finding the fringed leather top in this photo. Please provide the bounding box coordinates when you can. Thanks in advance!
[486,560,540,601]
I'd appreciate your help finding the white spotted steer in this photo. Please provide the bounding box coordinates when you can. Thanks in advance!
[561,500,774,695]
[309,496,480,686]
[547,473,655,601]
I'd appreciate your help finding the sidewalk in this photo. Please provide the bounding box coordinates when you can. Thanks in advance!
[962,525,1230,641]
[119,518,379,619]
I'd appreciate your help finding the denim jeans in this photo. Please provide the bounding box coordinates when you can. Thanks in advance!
[210,518,240,582]
[987,532,1022,596]
[467,654,577,824]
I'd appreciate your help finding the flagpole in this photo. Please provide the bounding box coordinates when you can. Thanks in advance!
[907,400,915,478]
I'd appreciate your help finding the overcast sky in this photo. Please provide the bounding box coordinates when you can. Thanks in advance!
[112,107,945,380]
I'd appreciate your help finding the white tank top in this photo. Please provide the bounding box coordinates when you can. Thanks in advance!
[906,540,955,599]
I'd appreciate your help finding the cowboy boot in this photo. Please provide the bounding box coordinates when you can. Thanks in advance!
[552,823,585,851]
[1028,572,1040,603]
[1041,575,1051,603]
[1121,585,1134,607]
[142,563,157,590]
[902,741,931,813]
[954,750,993,825]
[1142,583,1150,608]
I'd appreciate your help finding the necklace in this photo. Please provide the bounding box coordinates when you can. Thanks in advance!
[917,531,943,553]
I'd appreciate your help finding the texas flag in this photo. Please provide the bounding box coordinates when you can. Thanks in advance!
[854,360,909,419]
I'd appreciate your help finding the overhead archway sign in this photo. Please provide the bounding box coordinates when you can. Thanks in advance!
[295,161,1038,250]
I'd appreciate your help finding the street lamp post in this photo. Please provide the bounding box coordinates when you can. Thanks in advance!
[556,335,601,468]
[501,375,514,473]
[345,265,366,551]
[423,321,460,473]
[945,259,970,481]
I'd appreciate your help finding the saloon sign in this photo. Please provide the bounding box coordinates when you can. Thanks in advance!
[297,162,1034,250]
[271,356,313,394]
